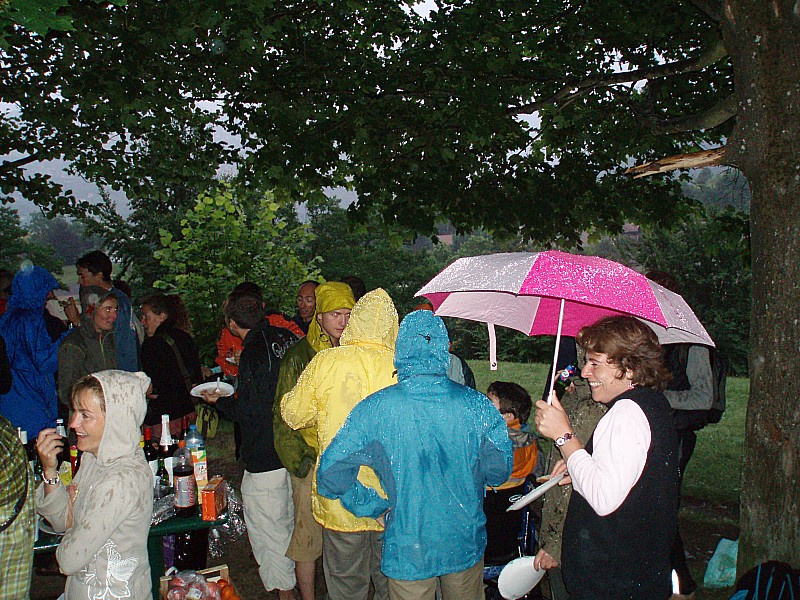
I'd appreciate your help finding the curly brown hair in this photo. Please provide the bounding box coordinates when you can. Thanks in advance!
[576,316,671,390]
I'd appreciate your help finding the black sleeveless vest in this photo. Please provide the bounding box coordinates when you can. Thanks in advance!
[561,387,679,599]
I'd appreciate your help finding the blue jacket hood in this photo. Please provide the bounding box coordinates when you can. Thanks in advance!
[7,266,60,311]
[394,310,450,381]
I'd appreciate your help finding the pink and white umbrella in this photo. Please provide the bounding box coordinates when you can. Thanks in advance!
[416,251,714,387]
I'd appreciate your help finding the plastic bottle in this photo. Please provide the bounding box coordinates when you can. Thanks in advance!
[172,440,197,518]
[184,424,208,503]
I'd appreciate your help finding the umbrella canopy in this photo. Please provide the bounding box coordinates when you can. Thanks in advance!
[417,251,714,377]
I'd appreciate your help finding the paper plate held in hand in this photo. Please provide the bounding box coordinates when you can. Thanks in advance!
[506,471,565,512]
[498,556,545,599]
[190,381,234,398]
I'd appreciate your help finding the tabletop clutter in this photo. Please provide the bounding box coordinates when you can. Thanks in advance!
[23,409,246,593]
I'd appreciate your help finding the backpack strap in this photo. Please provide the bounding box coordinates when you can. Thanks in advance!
[158,331,194,395]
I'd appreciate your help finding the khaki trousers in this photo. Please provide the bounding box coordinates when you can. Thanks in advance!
[387,559,484,600]
[322,528,388,600]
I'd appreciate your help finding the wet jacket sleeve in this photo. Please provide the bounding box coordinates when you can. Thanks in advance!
[272,346,317,477]
[480,407,515,488]
[280,354,322,430]
[316,403,391,519]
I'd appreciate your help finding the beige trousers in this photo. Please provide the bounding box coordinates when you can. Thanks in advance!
[387,559,484,600]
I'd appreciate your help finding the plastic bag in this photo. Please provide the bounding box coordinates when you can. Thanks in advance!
[703,537,739,589]
[152,494,176,526]
[208,482,246,558]
[165,570,221,600]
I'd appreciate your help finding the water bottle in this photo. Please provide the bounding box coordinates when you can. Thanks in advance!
[172,440,197,518]
[184,424,208,502]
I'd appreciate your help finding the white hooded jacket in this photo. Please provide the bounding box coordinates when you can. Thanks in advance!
[37,370,154,599]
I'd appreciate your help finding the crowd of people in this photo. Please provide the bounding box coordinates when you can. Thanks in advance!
[0,253,713,600]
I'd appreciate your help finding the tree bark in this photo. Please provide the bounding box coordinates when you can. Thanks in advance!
[720,0,800,571]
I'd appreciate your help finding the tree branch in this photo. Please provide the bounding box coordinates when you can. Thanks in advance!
[625,146,728,178]
[686,0,722,22]
[652,94,738,133]
[510,37,728,115]
[0,151,43,172]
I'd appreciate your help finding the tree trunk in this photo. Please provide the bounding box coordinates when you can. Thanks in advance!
[721,0,800,571]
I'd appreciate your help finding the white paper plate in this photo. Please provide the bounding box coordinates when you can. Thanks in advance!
[497,556,545,599]
[506,472,565,512]
[190,381,234,398]
[39,521,64,536]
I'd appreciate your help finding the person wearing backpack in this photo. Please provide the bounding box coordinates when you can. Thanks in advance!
[648,271,720,600]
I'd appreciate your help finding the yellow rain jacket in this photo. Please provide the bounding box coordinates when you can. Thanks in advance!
[281,288,399,532]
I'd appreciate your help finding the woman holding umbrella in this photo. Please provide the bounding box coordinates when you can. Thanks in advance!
[534,315,679,600]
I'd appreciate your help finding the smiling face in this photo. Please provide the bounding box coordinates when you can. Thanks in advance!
[296,282,317,321]
[69,389,106,456]
[92,296,118,333]
[317,308,352,346]
[580,351,634,404]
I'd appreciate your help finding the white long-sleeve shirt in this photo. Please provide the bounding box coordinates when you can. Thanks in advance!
[566,399,651,516]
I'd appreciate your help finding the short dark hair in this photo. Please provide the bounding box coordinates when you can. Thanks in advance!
[224,294,264,330]
[340,275,366,301]
[645,270,681,295]
[576,316,671,390]
[232,281,263,303]
[76,251,112,282]
[487,381,533,423]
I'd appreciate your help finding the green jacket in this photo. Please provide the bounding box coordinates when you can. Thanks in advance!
[273,337,318,477]
[57,324,116,406]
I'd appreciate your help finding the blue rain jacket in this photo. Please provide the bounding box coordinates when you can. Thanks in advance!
[317,309,513,580]
[0,266,66,437]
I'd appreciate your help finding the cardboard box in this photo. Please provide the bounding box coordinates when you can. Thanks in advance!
[201,475,227,521]
[160,564,232,599]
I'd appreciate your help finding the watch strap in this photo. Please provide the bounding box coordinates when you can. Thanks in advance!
[555,432,574,447]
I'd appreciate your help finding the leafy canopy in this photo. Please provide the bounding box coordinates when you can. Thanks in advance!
[152,182,318,359]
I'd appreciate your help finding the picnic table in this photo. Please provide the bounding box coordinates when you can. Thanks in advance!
[35,512,227,599]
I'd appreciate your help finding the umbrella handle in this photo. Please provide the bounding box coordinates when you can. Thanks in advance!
[488,323,498,371]
[548,299,566,404]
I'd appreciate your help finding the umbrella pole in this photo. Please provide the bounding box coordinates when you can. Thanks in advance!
[548,299,566,404]
[488,323,498,371]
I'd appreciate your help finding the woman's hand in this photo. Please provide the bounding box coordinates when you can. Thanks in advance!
[35,428,63,480]
[534,548,559,571]
[550,459,572,487]
[63,297,80,326]
[534,394,573,441]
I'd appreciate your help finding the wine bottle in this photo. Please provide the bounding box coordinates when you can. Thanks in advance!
[159,414,175,486]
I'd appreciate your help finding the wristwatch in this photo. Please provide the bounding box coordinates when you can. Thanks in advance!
[555,432,574,447]
[42,473,61,486]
